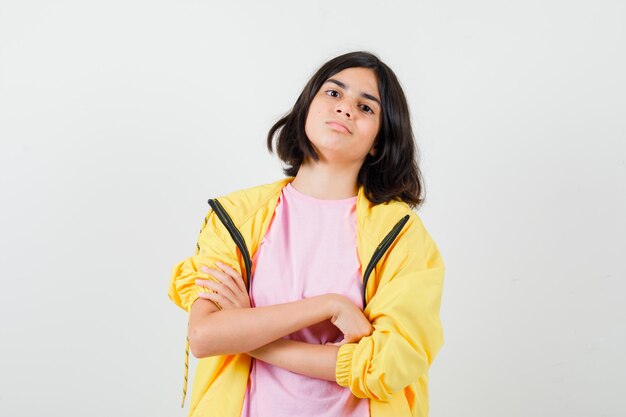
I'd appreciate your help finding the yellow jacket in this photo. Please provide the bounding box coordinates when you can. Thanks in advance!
[168,176,446,417]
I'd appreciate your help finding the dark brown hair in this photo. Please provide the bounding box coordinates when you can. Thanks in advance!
[266,51,425,209]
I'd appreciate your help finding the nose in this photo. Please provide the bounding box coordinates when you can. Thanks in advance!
[335,100,354,118]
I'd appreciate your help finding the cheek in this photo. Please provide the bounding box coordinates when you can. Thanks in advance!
[363,119,380,141]
[305,101,323,133]
[307,99,323,118]
[304,112,317,140]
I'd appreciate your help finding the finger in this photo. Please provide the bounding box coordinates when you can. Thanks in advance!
[196,279,235,298]
[196,272,236,304]
[197,289,233,308]
[216,262,247,293]
[195,278,237,301]
[200,266,241,298]
[195,279,235,300]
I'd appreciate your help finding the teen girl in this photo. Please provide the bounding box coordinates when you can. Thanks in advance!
[168,51,446,417]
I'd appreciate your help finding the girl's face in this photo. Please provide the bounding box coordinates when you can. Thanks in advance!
[304,67,381,166]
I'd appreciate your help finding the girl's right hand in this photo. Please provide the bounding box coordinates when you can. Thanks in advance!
[326,294,374,346]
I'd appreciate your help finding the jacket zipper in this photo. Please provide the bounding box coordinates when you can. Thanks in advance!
[179,199,254,408]
[207,198,253,293]
[360,214,410,307]
[207,197,409,307]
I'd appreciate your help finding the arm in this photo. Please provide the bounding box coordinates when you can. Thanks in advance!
[248,339,341,382]
[242,290,376,382]
[188,295,336,357]
[334,218,446,401]
[168,207,237,313]
[189,268,372,358]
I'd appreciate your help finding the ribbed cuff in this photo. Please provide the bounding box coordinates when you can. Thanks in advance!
[335,343,357,387]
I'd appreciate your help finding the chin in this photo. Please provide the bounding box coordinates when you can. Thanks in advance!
[314,136,347,152]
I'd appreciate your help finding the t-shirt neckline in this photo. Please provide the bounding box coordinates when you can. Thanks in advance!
[285,182,358,204]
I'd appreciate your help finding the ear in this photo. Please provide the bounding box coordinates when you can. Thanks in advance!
[369,146,377,157]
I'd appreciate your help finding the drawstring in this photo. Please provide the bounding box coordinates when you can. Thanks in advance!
[182,334,190,407]
[182,217,206,408]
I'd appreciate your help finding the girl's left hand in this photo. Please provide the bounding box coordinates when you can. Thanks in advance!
[195,262,251,309]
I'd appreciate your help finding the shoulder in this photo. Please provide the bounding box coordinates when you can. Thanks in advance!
[366,198,439,259]
[363,198,430,239]
[212,177,292,227]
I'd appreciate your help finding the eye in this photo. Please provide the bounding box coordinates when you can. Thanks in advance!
[325,89,340,98]
[360,104,374,114]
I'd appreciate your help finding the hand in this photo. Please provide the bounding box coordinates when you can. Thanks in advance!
[326,294,374,346]
[195,261,251,309]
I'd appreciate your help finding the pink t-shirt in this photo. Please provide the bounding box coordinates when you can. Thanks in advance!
[240,182,370,417]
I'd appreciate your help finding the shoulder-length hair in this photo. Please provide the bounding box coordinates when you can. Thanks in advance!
[267,51,425,209]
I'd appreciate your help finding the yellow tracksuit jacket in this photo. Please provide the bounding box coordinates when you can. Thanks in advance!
[168,176,446,417]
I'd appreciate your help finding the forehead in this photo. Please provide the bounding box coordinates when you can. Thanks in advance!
[323,67,379,95]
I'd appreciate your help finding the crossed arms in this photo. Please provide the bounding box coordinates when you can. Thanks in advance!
[169,210,445,400]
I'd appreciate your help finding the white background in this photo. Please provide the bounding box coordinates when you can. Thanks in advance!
[1,1,624,416]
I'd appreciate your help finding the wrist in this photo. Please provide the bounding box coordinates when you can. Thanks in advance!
[322,293,342,321]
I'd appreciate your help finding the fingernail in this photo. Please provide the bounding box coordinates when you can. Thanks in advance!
[201,266,208,272]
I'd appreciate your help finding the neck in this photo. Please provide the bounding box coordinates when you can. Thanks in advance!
[290,157,361,200]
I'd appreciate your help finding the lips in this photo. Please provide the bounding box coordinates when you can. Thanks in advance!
[326,120,351,134]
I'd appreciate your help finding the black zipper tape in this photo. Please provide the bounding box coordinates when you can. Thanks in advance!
[207,197,409,308]
[361,214,410,308]
[207,198,253,293]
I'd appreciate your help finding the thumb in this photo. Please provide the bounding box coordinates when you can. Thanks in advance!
[325,338,346,346]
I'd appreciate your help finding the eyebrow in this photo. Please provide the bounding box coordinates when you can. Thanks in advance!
[325,78,381,106]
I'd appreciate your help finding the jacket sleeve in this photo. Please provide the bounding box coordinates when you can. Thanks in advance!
[334,217,446,401]
[167,207,239,313]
